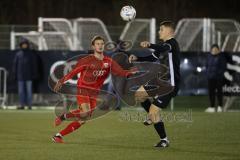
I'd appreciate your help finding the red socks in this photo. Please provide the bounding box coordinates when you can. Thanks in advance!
[65,109,92,119]
[65,109,80,119]
[59,121,81,136]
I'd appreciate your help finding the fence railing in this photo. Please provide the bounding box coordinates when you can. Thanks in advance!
[175,18,240,52]
[0,18,239,52]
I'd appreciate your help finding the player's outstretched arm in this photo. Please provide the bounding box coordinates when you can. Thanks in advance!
[140,40,171,52]
[138,41,172,61]
[111,58,137,77]
[127,42,154,62]
[129,53,156,62]
[54,59,87,92]
[149,43,171,52]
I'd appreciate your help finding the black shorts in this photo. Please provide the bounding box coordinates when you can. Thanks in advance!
[152,92,173,109]
[141,92,173,112]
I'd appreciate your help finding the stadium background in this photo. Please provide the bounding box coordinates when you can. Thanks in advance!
[0,1,240,160]
[0,0,239,108]
[0,0,240,25]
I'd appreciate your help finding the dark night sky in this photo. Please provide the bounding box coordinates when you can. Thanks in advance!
[0,0,239,25]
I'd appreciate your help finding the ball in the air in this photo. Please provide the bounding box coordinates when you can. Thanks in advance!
[120,6,136,21]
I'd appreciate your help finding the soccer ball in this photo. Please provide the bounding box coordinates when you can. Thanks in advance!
[120,6,136,22]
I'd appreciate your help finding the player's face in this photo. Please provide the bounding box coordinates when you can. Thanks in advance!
[92,40,105,53]
[158,26,171,41]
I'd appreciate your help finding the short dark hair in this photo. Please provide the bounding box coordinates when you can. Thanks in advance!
[91,35,105,45]
[211,44,220,49]
[160,21,175,30]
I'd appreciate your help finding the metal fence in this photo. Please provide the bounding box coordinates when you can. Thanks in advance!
[175,18,240,52]
[0,25,37,50]
[9,17,155,51]
[0,18,239,52]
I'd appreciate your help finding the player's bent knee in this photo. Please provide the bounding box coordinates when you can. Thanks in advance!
[141,99,151,112]
[149,112,160,123]
[79,103,90,112]
[79,103,91,118]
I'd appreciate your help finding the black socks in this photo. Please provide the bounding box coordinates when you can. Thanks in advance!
[154,121,167,139]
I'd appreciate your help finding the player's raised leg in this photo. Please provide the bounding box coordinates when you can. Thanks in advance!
[52,120,83,143]
[52,102,90,143]
[54,108,84,127]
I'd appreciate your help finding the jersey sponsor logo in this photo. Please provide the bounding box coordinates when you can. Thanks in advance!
[103,62,109,68]
[93,70,106,77]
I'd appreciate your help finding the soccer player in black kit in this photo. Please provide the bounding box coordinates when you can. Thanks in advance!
[129,21,180,148]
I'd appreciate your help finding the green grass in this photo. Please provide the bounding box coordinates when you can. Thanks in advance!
[0,98,240,160]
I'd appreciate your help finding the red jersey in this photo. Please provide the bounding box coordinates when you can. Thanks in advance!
[59,54,133,90]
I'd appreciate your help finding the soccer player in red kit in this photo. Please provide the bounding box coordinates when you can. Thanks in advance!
[52,35,136,143]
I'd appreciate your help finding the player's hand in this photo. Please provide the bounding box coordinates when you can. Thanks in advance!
[129,54,138,63]
[135,85,149,102]
[130,67,138,75]
[140,41,151,48]
[54,81,62,92]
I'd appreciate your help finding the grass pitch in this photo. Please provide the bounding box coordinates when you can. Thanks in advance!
[0,96,240,160]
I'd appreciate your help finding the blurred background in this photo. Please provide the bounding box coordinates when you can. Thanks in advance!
[0,0,239,110]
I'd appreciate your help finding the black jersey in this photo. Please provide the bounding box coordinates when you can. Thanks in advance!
[138,38,181,96]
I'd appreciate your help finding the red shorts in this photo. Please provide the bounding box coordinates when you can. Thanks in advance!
[76,95,97,111]
[76,86,99,115]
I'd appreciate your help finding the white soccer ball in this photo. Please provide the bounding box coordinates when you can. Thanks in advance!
[120,6,136,22]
